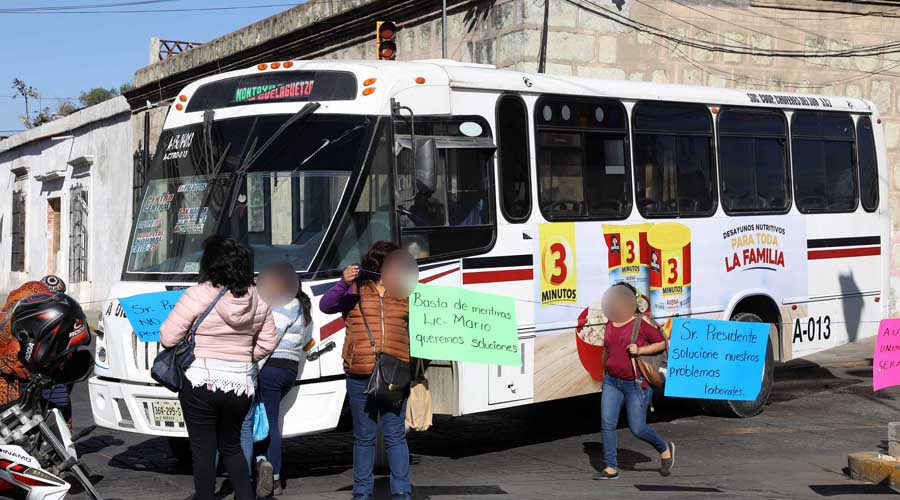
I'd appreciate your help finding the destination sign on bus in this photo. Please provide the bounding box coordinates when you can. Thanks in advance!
[185,71,357,112]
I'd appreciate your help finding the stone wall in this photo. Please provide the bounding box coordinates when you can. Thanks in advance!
[126,0,900,310]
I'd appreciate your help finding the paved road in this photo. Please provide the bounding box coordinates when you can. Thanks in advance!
[66,339,898,500]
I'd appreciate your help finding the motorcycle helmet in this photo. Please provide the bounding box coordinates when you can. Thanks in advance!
[8,293,91,375]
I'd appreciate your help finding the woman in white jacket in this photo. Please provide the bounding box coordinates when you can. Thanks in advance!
[254,262,314,497]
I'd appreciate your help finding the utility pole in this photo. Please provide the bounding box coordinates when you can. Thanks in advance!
[442,0,448,58]
[538,0,549,73]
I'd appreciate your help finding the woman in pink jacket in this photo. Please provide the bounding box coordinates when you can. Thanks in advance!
[161,237,277,500]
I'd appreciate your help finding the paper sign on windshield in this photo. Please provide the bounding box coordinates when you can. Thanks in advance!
[409,284,520,366]
[664,318,768,401]
[119,290,185,342]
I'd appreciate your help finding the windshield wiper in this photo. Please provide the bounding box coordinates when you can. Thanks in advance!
[227,102,321,216]
[241,101,321,175]
[293,119,370,171]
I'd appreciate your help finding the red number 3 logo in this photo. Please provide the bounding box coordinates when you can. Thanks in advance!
[549,242,568,286]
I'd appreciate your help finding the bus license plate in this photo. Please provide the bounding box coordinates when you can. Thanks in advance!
[151,401,183,424]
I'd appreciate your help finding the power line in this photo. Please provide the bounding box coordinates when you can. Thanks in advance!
[0,2,305,14]
[0,1,177,11]
[568,0,900,58]
[658,0,899,82]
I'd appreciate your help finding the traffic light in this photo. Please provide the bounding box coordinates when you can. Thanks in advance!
[376,21,398,60]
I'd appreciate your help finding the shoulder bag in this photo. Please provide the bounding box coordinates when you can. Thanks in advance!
[630,314,669,390]
[357,302,410,404]
[151,287,228,393]
[406,359,433,431]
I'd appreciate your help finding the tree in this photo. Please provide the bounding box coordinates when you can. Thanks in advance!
[11,78,39,126]
[79,87,119,107]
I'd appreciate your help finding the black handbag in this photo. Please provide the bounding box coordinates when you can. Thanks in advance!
[151,287,228,392]
[357,302,410,404]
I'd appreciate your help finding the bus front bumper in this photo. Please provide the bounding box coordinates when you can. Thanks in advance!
[89,376,188,437]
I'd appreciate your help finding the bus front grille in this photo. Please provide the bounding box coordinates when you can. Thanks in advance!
[131,332,162,374]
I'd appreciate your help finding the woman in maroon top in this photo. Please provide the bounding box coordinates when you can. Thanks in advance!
[595,282,674,480]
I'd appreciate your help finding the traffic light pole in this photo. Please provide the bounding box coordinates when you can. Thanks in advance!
[442,0,447,58]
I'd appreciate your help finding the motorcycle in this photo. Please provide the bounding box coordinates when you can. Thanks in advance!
[0,355,101,500]
[0,292,102,500]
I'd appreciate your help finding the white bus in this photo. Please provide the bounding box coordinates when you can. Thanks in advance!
[89,59,888,455]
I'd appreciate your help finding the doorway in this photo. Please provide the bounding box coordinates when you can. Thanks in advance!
[47,198,61,275]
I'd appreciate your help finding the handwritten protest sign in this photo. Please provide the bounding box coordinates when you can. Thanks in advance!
[873,319,900,391]
[119,290,185,342]
[409,284,520,366]
[664,318,768,401]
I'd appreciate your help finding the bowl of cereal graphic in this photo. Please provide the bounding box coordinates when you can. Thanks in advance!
[575,300,607,381]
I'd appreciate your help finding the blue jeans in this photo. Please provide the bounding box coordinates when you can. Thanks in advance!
[240,401,254,468]
[258,364,298,479]
[601,375,668,469]
[346,376,411,495]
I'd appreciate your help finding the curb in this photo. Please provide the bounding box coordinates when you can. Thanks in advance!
[848,451,900,490]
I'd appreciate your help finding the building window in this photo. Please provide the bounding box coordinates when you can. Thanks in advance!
[535,96,630,220]
[791,111,857,213]
[717,108,790,214]
[857,116,879,212]
[496,95,531,222]
[11,190,25,272]
[69,184,89,283]
[633,102,716,217]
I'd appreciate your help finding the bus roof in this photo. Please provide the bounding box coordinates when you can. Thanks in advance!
[168,59,875,127]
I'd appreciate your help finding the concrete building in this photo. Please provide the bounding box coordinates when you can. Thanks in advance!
[122,0,900,312]
[0,97,133,312]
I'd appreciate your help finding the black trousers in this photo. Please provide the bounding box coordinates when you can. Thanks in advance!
[179,384,253,500]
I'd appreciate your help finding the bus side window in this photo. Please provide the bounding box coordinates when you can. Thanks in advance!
[395,116,496,261]
[717,108,790,214]
[633,101,716,217]
[791,111,857,213]
[857,116,879,212]
[496,95,532,223]
[535,97,631,221]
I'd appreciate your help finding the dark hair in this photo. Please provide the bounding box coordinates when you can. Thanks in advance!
[199,236,255,298]
[360,240,401,283]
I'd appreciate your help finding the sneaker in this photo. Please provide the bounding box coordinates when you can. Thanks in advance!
[273,482,283,496]
[660,441,675,477]
[593,469,620,480]
[255,459,274,497]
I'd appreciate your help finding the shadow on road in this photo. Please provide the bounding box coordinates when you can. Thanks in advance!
[583,441,652,472]
[809,483,898,496]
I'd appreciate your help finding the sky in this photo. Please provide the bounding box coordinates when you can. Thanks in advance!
[0,1,306,134]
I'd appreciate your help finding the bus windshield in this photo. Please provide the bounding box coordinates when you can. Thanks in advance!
[125,113,375,278]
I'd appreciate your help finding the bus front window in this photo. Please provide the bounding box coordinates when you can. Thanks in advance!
[124,113,377,278]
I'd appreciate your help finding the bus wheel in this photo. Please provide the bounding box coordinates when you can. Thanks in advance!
[168,436,193,469]
[704,312,775,418]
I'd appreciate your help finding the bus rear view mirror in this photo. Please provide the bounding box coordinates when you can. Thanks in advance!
[415,138,437,195]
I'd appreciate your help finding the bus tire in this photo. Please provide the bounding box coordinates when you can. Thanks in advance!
[704,312,775,418]
[168,436,192,467]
